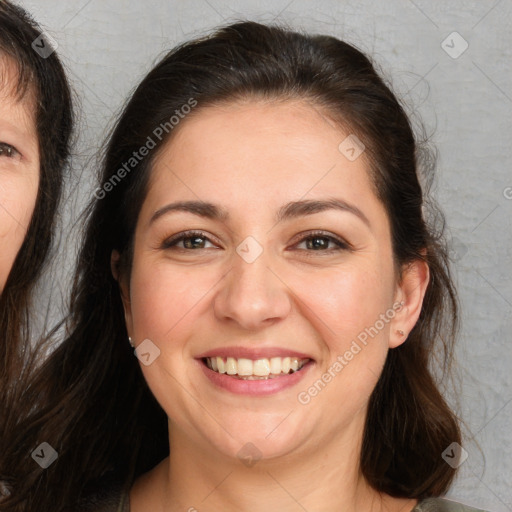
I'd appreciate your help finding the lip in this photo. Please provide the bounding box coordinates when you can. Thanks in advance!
[196,346,314,361]
[196,357,315,396]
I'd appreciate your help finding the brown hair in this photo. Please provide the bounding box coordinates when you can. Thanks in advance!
[0,0,73,502]
[6,20,459,511]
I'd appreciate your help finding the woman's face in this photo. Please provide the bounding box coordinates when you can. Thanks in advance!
[120,99,427,464]
[0,58,39,292]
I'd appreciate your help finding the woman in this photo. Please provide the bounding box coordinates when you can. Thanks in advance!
[12,21,486,512]
[0,0,73,499]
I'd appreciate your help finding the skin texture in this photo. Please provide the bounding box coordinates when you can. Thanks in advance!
[116,99,429,512]
[0,57,39,292]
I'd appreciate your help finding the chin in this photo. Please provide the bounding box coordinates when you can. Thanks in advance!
[199,413,311,465]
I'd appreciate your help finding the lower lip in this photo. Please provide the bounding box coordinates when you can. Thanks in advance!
[197,359,314,396]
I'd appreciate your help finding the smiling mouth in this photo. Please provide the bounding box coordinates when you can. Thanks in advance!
[203,356,311,380]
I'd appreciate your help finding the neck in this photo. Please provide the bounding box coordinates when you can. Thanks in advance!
[131,417,417,512]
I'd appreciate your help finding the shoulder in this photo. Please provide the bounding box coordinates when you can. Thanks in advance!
[414,498,491,512]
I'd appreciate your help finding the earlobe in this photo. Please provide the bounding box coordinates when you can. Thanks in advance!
[389,258,430,349]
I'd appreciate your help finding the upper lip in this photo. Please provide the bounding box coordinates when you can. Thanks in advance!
[196,346,314,361]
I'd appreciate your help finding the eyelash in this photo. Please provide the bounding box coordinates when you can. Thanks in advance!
[161,230,350,254]
[0,142,20,159]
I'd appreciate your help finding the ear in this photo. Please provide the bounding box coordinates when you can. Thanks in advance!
[389,253,430,349]
[111,249,133,338]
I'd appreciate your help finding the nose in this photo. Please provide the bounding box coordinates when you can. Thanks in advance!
[213,245,292,331]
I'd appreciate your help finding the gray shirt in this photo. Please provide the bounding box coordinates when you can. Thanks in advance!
[113,494,488,512]
[70,483,490,512]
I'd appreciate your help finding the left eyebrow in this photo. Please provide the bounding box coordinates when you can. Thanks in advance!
[150,197,371,228]
[275,198,371,228]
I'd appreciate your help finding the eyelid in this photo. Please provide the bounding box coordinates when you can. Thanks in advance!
[290,230,352,251]
[0,141,21,159]
[161,230,221,249]
[290,229,344,243]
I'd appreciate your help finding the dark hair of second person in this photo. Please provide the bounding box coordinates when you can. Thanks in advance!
[0,0,73,504]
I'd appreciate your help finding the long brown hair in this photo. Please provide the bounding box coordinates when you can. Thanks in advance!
[0,0,73,503]
[6,20,460,511]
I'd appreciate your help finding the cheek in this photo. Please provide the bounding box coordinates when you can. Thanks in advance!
[294,261,393,348]
[128,259,213,346]
[0,173,38,290]
[292,262,393,409]
[128,260,218,423]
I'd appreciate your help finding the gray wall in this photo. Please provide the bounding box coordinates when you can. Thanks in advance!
[17,0,512,509]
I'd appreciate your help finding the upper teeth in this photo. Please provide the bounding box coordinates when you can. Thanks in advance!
[205,356,308,377]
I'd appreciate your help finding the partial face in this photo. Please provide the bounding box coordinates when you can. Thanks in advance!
[0,57,39,292]
[121,99,417,463]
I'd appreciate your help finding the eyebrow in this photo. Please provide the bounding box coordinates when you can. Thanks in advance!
[150,198,371,228]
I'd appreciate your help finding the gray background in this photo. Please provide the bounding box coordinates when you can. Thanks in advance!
[16,0,512,510]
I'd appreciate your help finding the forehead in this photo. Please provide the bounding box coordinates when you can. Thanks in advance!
[0,55,37,132]
[149,98,376,203]
[0,54,36,110]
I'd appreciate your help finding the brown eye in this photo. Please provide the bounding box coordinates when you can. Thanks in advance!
[0,142,19,158]
[161,231,217,250]
[294,231,350,253]
[160,230,351,254]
